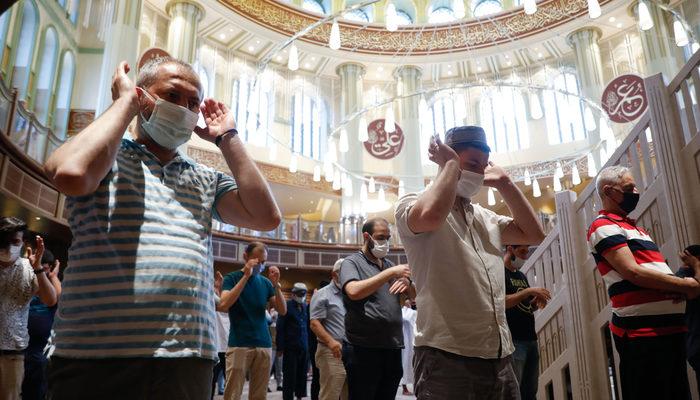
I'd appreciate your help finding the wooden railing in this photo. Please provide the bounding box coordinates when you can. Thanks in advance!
[525,49,700,399]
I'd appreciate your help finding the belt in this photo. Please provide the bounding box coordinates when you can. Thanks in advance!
[0,349,24,355]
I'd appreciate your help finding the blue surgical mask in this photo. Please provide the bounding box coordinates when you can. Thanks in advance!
[252,263,266,276]
[139,89,199,149]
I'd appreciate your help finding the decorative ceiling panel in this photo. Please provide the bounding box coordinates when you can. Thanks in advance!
[218,0,612,55]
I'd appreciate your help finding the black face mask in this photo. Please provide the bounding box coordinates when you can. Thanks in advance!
[615,190,640,214]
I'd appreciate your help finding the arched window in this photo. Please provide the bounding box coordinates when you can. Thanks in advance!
[472,0,502,17]
[53,51,75,138]
[12,0,39,99]
[396,9,413,25]
[291,93,327,160]
[69,0,80,24]
[231,75,271,146]
[428,7,455,23]
[421,93,468,163]
[543,72,586,144]
[302,0,326,14]
[479,87,529,153]
[344,0,373,22]
[195,64,210,99]
[33,26,59,125]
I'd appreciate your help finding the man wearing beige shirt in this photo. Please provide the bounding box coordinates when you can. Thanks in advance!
[394,126,545,399]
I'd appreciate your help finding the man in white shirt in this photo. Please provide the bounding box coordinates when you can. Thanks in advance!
[395,126,545,399]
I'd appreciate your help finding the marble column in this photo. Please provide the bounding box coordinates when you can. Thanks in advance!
[631,0,679,80]
[95,0,143,116]
[166,0,204,64]
[394,65,425,194]
[567,27,605,169]
[336,62,366,219]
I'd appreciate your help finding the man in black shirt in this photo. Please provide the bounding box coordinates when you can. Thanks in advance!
[339,217,414,400]
[503,245,551,400]
[675,245,700,391]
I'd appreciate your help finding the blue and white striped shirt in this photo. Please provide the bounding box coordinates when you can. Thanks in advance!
[53,138,237,360]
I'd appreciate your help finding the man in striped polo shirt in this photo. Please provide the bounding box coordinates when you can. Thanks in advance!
[587,165,700,400]
[43,57,281,400]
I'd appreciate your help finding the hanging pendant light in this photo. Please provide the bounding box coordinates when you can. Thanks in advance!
[638,1,654,31]
[532,178,541,198]
[529,92,543,120]
[368,176,376,193]
[523,0,537,15]
[584,106,597,132]
[329,19,341,50]
[378,186,386,202]
[692,42,700,54]
[524,169,532,186]
[288,42,299,71]
[324,159,333,182]
[384,104,396,134]
[339,128,349,153]
[555,162,564,179]
[398,180,405,198]
[360,182,368,202]
[571,163,582,185]
[344,177,353,197]
[386,2,398,32]
[453,0,465,19]
[587,0,601,19]
[358,116,369,142]
[289,153,298,173]
[587,152,597,177]
[332,170,342,190]
[327,138,338,162]
[488,188,496,206]
[673,18,689,47]
[313,165,321,182]
[553,175,562,192]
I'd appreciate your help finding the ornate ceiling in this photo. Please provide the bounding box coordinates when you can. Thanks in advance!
[218,0,614,55]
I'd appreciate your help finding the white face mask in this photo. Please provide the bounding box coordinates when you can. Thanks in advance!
[369,237,390,259]
[294,295,305,304]
[251,263,265,276]
[0,244,22,263]
[511,257,526,270]
[456,170,484,199]
[140,90,199,150]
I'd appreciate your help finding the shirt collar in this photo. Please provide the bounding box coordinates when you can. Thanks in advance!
[122,137,194,167]
[598,210,634,224]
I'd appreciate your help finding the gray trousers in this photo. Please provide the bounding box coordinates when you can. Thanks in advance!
[414,346,520,400]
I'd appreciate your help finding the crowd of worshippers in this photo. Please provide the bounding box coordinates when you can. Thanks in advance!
[2,53,700,400]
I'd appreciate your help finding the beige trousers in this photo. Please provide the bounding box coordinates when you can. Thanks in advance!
[224,347,271,400]
[0,354,24,400]
[316,343,348,400]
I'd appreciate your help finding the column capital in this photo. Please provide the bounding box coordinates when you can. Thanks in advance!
[393,65,422,81]
[335,62,366,78]
[166,0,205,21]
[566,27,602,48]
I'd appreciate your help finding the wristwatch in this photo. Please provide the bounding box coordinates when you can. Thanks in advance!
[215,128,238,147]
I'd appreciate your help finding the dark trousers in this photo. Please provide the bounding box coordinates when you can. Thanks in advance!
[48,356,214,400]
[342,343,403,400]
[413,346,519,400]
[512,340,539,400]
[22,350,48,400]
[613,333,690,400]
[282,347,308,400]
[211,352,226,400]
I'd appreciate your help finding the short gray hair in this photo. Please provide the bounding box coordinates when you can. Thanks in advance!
[136,56,201,92]
[596,165,630,199]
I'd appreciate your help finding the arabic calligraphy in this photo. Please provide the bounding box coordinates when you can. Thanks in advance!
[364,119,404,160]
[602,74,648,123]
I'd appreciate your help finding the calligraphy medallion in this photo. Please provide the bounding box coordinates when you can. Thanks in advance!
[364,119,404,160]
[601,74,648,123]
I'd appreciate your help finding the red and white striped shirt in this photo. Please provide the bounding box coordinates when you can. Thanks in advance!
[587,210,686,338]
